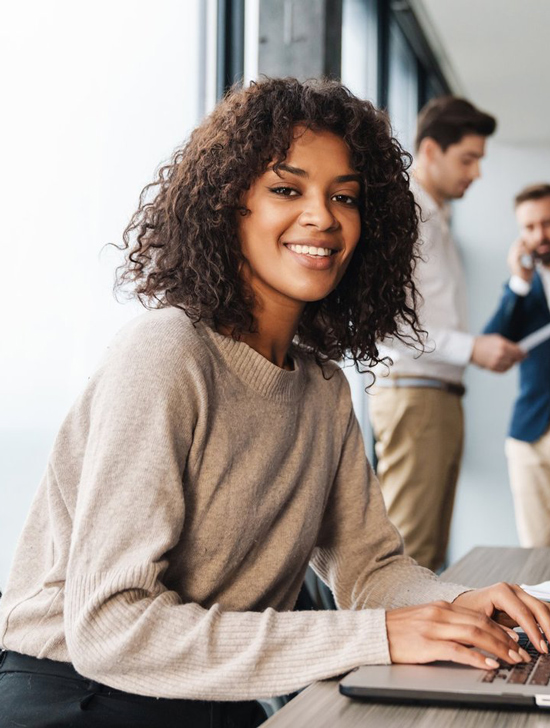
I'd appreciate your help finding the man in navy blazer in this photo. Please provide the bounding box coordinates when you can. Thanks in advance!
[484,183,550,546]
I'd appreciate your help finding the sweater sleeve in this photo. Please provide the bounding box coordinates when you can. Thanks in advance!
[62,327,403,701]
[310,404,469,610]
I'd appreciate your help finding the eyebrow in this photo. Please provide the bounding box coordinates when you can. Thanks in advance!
[273,163,361,185]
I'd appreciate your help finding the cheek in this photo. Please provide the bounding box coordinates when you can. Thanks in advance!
[341,233,361,273]
[239,207,289,249]
[452,163,466,181]
[436,164,452,187]
[237,216,267,255]
[343,210,361,245]
[444,158,462,180]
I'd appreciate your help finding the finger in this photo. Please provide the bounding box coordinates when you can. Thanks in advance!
[512,348,527,362]
[497,590,547,651]
[492,612,519,642]
[420,604,525,661]
[431,622,528,666]
[515,237,529,255]
[503,344,524,359]
[506,628,520,643]
[494,609,519,629]
[428,599,526,645]
[518,238,530,254]
[434,641,503,671]
[490,585,550,653]
[437,600,512,623]
[511,589,550,651]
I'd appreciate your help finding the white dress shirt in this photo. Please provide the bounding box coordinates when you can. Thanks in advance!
[374,178,474,385]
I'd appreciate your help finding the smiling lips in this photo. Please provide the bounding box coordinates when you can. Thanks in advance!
[285,243,335,258]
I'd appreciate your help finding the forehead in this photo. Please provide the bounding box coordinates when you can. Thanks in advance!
[516,196,550,225]
[284,125,355,170]
[446,134,486,157]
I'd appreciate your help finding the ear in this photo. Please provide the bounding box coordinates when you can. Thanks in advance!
[418,137,443,162]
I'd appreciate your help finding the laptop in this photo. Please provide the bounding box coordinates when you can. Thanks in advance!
[339,631,550,710]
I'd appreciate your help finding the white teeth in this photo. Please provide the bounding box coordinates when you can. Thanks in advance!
[287,244,333,257]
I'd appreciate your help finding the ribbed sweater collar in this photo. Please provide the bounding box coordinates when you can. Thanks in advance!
[198,321,307,402]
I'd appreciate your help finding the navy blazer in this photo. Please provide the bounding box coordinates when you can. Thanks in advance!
[483,271,550,443]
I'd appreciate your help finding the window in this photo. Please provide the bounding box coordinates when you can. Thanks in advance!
[387,16,418,152]
[341,0,378,103]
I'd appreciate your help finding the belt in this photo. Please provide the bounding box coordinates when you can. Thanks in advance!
[375,377,466,397]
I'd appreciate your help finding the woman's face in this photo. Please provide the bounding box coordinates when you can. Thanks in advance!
[237,126,362,314]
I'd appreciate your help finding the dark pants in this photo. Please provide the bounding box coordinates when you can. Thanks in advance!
[0,651,266,728]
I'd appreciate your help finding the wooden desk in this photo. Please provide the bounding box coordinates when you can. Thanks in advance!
[263,546,550,727]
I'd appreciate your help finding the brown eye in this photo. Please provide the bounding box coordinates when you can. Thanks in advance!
[333,194,358,206]
[270,186,299,197]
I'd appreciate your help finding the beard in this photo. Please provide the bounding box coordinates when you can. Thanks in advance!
[533,241,550,266]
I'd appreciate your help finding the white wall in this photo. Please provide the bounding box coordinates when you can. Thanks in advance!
[449,142,550,563]
[0,0,205,588]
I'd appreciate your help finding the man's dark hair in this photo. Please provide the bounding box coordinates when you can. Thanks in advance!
[415,96,496,152]
[515,183,550,208]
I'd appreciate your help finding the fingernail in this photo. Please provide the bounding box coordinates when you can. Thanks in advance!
[486,657,499,669]
[541,640,548,654]
[519,648,531,662]
[508,631,519,642]
[509,650,523,663]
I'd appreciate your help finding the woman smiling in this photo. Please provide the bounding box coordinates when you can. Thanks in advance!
[0,78,548,728]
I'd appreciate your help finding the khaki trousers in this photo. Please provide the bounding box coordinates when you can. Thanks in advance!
[369,387,464,572]
[505,427,550,547]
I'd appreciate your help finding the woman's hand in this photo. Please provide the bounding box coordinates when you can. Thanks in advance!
[454,583,550,654]
[386,600,530,670]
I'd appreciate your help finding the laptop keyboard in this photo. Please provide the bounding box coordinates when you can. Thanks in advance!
[482,633,550,686]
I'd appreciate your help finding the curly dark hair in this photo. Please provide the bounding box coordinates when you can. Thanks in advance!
[117,77,422,369]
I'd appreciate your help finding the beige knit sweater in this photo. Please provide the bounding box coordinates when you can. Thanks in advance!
[0,308,467,700]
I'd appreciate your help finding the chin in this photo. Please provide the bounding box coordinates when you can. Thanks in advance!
[296,291,333,304]
[288,280,338,303]
[301,291,336,305]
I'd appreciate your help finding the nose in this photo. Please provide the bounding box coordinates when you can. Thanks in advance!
[298,193,338,231]
[471,160,481,181]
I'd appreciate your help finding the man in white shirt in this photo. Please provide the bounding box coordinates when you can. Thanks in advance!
[484,184,550,546]
[370,97,525,571]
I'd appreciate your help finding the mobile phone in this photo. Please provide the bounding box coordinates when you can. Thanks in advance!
[520,253,534,270]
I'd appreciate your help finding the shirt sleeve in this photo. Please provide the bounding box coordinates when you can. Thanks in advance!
[310,405,469,610]
[422,327,475,367]
[407,203,475,367]
[61,327,417,701]
[509,275,532,297]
